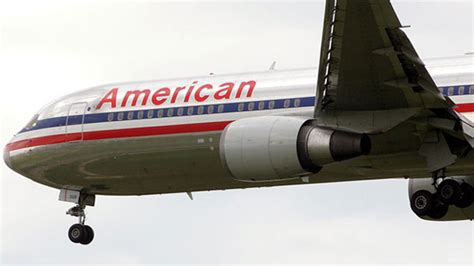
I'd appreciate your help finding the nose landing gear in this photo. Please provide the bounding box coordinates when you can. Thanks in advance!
[59,189,96,245]
[67,205,94,245]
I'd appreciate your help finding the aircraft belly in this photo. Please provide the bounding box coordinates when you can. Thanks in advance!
[9,131,474,196]
[10,132,231,195]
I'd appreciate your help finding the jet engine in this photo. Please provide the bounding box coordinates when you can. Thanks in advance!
[219,116,371,182]
[409,176,474,221]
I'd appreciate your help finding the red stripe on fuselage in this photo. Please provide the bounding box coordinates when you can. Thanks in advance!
[5,121,232,152]
[454,103,474,113]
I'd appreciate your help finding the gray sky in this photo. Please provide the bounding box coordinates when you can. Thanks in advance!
[1,0,473,264]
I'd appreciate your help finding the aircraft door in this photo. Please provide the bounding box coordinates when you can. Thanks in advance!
[66,102,88,141]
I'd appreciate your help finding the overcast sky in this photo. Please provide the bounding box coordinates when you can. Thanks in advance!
[1,0,473,264]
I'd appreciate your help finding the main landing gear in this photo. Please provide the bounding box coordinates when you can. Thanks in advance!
[59,189,96,245]
[410,169,474,219]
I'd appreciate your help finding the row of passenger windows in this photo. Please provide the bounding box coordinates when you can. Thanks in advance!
[107,99,302,121]
[442,85,474,96]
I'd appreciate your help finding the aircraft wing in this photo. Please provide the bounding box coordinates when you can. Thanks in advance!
[314,0,454,123]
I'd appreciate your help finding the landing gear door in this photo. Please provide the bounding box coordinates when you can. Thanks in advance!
[66,102,88,141]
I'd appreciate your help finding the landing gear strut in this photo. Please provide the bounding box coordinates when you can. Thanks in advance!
[59,189,96,245]
[410,169,474,219]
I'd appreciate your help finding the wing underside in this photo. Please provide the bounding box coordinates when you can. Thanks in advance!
[315,0,453,116]
[313,0,473,172]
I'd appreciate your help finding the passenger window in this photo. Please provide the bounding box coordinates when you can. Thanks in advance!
[248,102,255,111]
[268,101,275,109]
[137,110,144,119]
[167,108,174,117]
[218,104,224,113]
[448,87,454,96]
[258,102,265,110]
[157,109,164,118]
[459,86,465,95]
[284,99,290,108]
[147,110,154,119]
[238,103,244,112]
[127,111,134,120]
[294,99,301,107]
[107,113,114,122]
[197,106,204,115]
[470,86,474,95]
[117,112,124,121]
[187,107,194,116]
[177,108,184,116]
[207,105,214,114]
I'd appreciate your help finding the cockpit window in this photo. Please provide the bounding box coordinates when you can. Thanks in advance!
[24,114,39,130]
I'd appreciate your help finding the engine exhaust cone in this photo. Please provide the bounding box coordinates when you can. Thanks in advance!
[297,125,372,172]
[330,131,371,161]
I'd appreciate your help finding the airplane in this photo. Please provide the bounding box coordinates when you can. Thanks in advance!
[3,0,474,245]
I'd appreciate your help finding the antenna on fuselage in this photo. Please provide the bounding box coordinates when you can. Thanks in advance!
[186,192,193,200]
[269,61,277,70]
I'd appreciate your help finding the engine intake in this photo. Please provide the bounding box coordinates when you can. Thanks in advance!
[220,116,371,182]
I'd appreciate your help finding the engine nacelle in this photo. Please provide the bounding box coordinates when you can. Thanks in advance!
[219,116,371,182]
[409,177,474,221]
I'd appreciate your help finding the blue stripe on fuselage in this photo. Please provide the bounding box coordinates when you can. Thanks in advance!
[20,97,316,133]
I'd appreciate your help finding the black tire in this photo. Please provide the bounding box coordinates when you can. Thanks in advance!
[438,179,462,204]
[68,224,87,243]
[410,190,434,217]
[80,225,94,245]
[428,197,449,219]
[454,183,474,209]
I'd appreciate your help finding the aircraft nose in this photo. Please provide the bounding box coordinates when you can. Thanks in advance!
[3,145,12,169]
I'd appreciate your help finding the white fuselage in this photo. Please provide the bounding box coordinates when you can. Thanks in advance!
[4,55,474,195]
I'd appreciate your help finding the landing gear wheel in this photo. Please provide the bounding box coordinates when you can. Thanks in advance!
[68,224,87,243]
[454,183,474,209]
[428,197,449,219]
[438,179,462,204]
[410,190,434,217]
[80,225,94,245]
